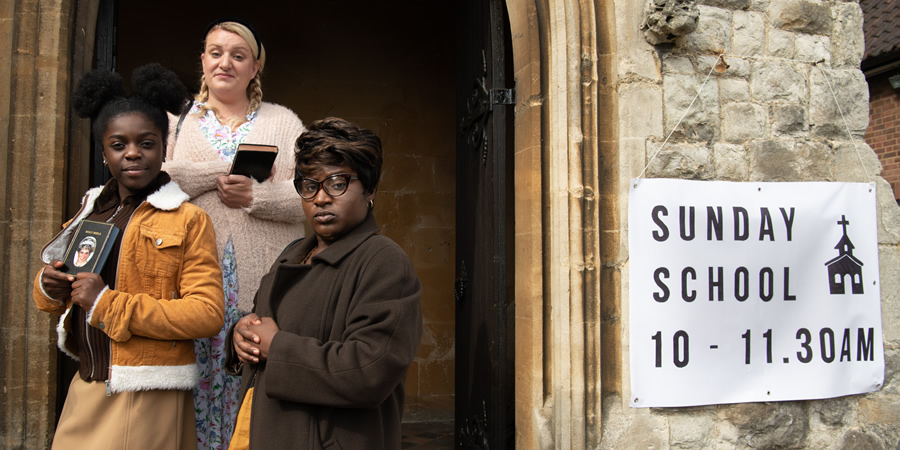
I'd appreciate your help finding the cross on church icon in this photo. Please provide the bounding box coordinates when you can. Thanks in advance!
[824,215,864,295]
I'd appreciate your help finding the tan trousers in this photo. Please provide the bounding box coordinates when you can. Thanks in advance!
[52,375,197,450]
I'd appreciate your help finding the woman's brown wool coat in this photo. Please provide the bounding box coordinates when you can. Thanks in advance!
[226,214,423,449]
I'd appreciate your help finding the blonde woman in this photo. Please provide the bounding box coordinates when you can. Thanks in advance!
[163,18,305,450]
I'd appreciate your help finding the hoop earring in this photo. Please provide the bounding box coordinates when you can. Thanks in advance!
[367,199,375,209]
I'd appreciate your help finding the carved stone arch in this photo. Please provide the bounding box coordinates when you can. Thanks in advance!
[504,0,617,447]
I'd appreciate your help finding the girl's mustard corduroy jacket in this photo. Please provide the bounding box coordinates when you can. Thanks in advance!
[34,179,225,393]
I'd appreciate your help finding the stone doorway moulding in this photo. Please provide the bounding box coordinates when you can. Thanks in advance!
[504,0,615,448]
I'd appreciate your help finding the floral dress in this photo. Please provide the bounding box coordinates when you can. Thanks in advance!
[191,102,258,450]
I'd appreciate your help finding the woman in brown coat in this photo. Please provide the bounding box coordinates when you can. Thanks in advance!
[226,117,423,449]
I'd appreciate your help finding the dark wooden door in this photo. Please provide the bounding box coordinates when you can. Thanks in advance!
[455,0,515,448]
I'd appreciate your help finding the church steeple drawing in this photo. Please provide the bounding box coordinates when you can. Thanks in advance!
[825,215,864,295]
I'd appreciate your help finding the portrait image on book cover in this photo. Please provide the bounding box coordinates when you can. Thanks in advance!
[61,220,120,276]
[73,236,96,267]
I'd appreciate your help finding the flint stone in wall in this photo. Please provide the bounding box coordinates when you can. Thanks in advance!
[771,103,808,137]
[795,34,831,65]
[645,142,714,179]
[675,6,732,53]
[750,61,808,103]
[770,0,832,35]
[713,143,748,180]
[839,429,888,450]
[732,11,765,57]
[721,402,810,448]
[811,396,855,427]
[664,73,720,141]
[719,78,750,102]
[769,28,797,59]
[699,0,751,9]
[809,69,868,139]
[641,0,700,45]
[831,3,864,68]
[722,102,767,142]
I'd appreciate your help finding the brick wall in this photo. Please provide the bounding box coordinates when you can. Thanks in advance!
[865,71,900,199]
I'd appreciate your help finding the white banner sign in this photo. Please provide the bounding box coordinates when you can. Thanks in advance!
[628,179,884,407]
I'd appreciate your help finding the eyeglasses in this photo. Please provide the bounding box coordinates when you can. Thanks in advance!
[294,173,359,199]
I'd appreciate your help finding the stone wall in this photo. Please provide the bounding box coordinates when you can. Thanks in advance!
[1,1,75,448]
[609,0,900,447]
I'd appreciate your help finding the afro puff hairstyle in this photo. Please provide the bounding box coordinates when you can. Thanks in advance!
[71,63,188,149]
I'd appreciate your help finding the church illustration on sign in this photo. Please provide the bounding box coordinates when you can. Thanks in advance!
[825,215,864,295]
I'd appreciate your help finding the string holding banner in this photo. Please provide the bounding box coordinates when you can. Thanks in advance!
[635,54,873,187]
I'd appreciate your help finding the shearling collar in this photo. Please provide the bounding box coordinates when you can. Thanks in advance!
[39,175,189,264]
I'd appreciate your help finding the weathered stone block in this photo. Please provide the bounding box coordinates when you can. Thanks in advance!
[880,251,900,343]
[733,11,765,57]
[748,0,769,12]
[811,68,865,141]
[796,34,831,65]
[770,0,832,35]
[749,139,802,181]
[720,402,810,448]
[722,102,767,142]
[719,78,750,102]
[771,102,809,137]
[714,143,748,180]
[833,141,881,183]
[662,54,695,74]
[669,411,716,448]
[832,3,864,68]
[750,61,808,103]
[860,395,900,427]
[768,28,796,59]
[620,85,664,140]
[645,142,714,179]
[796,140,835,180]
[675,6,732,54]
[876,178,900,244]
[840,428,889,450]
[664,73,720,141]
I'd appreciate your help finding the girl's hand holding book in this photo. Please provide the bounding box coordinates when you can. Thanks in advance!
[41,259,74,300]
[70,272,105,311]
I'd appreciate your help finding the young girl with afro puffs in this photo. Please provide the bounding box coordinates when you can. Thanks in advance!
[34,64,225,449]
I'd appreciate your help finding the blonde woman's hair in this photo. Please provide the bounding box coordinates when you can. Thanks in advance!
[194,21,265,128]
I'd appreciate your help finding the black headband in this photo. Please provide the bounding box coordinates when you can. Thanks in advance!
[203,17,263,55]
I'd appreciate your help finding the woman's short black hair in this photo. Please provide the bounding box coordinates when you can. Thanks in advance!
[294,117,383,194]
[71,64,187,148]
